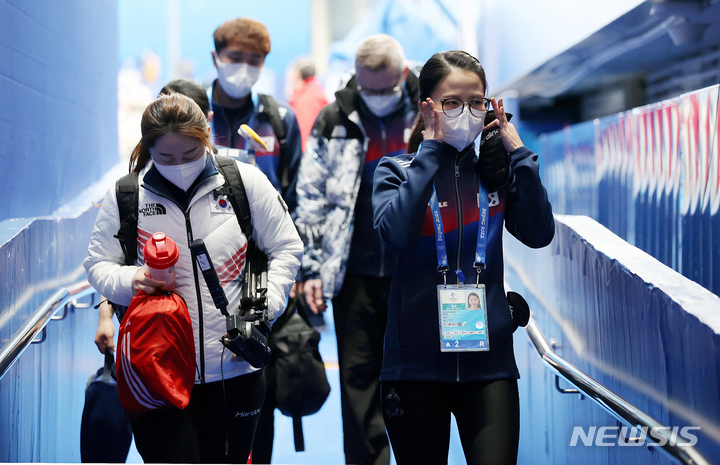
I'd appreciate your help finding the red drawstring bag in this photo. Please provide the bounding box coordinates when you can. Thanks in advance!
[116,291,196,419]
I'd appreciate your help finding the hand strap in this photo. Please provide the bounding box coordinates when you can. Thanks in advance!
[102,348,114,382]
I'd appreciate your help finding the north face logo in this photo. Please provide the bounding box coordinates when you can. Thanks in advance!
[139,203,167,217]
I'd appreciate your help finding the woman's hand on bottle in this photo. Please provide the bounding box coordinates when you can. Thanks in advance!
[485,97,523,153]
[131,266,166,296]
[420,98,443,142]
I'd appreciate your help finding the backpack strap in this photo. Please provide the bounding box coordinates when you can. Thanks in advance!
[110,171,140,322]
[215,155,253,238]
[293,416,305,452]
[215,155,270,323]
[257,93,289,189]
[113,171,140,266]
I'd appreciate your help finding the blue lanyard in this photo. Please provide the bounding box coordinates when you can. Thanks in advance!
[430,179,489,285]
[429,189,449,273]
[475,180,489,270]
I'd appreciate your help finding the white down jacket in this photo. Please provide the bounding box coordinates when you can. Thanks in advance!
[84,154,302,383]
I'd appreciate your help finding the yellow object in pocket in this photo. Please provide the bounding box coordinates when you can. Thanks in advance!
[238,124,269,152]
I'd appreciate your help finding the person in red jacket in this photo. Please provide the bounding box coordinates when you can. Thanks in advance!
[287,57,328,152]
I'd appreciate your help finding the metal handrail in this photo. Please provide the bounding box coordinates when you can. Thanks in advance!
[525,318,710,465]
[0,280,98,380]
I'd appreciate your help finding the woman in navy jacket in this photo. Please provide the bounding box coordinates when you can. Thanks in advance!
[372,51,554,464]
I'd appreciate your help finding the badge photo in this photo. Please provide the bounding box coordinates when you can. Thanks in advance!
[437,285,489,352]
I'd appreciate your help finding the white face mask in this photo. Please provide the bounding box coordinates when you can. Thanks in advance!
[439,110,485,152]
[360,90,402,118]
[216,61,261,99]
[154,152,208,191]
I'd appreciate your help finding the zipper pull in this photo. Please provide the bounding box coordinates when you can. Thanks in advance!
[455,164,460,177]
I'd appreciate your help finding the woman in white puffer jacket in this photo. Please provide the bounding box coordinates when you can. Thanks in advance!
[83,93,302,463]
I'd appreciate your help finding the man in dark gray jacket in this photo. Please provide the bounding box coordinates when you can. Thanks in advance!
[295,34,419,465]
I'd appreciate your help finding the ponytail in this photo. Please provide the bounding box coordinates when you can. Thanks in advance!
[407,112,425,154]
[129,141,151,173]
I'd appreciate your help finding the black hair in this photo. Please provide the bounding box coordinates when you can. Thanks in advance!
[129,94,212,173]
[298,63,316,81]
[159,79,211,119]
[467,292,481,307]
[407,51,488,154]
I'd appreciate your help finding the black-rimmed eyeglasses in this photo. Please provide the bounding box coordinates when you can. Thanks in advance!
[357,84,402,97]
[439,98,490,118]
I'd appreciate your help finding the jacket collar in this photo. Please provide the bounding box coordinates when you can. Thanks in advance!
[141,153,224,209]
[432,142,477,170]
[334,75,361,117]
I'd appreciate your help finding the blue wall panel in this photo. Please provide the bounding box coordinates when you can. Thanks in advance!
[0,0,118,460]
[0,0,118,222]
[540,120,597,218]
[539,85,720,295]
[506,215,720,464]
[0,207,104,462]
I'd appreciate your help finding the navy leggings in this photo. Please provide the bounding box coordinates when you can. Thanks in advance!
[381,378,520,465]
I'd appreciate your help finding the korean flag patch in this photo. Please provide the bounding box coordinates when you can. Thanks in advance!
[212,195,234,213]
[489,192,499,207]
[478,192,500,208]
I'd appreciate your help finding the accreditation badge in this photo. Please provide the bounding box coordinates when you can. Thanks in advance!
[437,285,489,352]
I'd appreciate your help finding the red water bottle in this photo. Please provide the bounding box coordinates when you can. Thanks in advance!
[143,232,179,289]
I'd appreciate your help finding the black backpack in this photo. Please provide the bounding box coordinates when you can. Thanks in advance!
[257,93,291,191]
[269,295,331,451]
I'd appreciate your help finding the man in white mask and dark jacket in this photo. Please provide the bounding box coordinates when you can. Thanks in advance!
[210,18,306,464]
[295,34,419,465]
[209,17,302,214]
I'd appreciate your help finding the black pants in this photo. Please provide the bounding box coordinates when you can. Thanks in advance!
[250,294,301,464]
[381,378,520,465]
[333,273,391,465]
[130,369,266,463]
[250,364,276,464]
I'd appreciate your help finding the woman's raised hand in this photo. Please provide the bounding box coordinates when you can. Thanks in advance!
[485,97,523,153]
[420,98,442,142]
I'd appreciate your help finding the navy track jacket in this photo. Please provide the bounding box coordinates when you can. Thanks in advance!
[372,139,555,382]
[209,85,303,214]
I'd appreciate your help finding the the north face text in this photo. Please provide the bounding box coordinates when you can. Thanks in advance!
[139,203,167,217]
